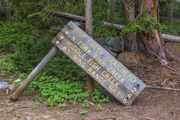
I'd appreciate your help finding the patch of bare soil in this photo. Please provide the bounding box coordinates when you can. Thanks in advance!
[0,43,180,120]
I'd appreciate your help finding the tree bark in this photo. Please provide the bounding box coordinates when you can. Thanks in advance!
[5,0,12,20]
[169,0,174,24]
[85,0,94,93]
[123,0,137,51]
[139,0,170,66]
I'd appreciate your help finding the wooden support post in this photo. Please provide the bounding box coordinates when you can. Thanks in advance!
[10,47,58,101]
[85,0,94,93]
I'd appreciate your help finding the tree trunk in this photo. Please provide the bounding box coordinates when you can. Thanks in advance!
[169,0,174,24]
[3,0,12,20]
[138,0,171,66]
[123,0,137,51]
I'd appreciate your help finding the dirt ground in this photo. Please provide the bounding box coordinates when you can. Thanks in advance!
[0,43,180,120]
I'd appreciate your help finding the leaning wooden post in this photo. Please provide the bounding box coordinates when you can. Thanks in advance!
[85,0,94,93]
[10,47,58,101]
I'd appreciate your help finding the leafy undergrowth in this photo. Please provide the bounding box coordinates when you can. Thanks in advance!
[0,56,109,107]
[28,73,109,106]
[0,21,109,109]
[162,22,180,36]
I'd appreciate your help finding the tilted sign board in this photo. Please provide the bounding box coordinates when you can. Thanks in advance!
[52,22,146,105]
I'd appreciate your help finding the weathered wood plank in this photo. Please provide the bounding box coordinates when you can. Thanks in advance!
[53,22,146,105]
[10,47,58,101]
[85,0,94,93]
[58,38,126,100]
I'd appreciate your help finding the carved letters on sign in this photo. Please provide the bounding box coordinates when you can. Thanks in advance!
[52,22,146,105]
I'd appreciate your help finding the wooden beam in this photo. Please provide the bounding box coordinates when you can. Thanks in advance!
[10,47,58,101]
[85,0,94,93]
[52,11,85,22]
[52,11,125,29]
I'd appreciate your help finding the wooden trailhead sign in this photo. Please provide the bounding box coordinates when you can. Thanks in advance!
[52,22,146,106]
[10,21,146,106]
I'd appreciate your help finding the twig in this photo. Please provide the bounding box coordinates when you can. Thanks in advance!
[146,85,180,92]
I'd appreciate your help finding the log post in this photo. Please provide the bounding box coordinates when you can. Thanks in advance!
[85,0,94,93]
[169,0,174,24]
[10,47,58,101]
[123,0,137,51]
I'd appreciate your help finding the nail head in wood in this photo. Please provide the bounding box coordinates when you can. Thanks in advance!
[56,40,60,45]
[60,35,64,40]
[65,31,69,35]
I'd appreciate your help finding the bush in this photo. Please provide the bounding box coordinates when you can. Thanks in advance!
[162,22,180,36]
[0,21,56,72]
[0,21,38,52]
[0,21,109,107]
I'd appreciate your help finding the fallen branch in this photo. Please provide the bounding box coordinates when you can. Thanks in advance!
[52,11,85,22]
[161,34,180,42]
[52,11,180,42]
[146,85,180,92]
[102,21,125,30]
[52,11,125,29]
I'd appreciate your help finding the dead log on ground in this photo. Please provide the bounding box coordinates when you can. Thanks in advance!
[161,34,180,42]
[51,11,125,29]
